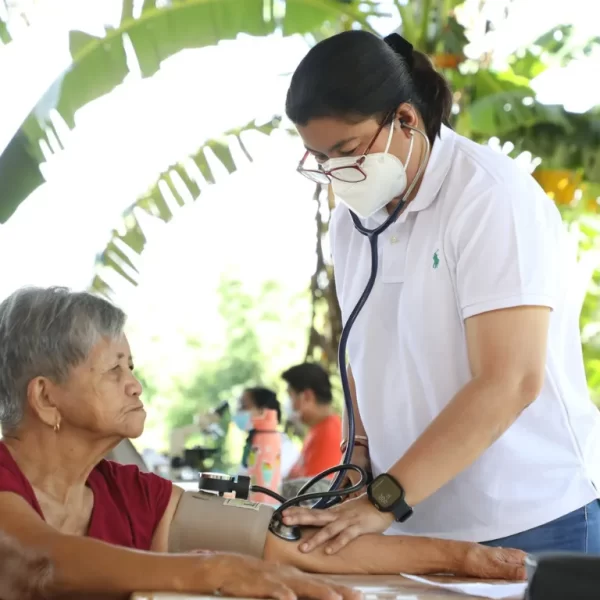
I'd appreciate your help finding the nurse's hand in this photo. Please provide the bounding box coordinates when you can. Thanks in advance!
[282,494,393,554]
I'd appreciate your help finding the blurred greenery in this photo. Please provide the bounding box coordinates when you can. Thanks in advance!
[1,0,599,425]
[134,274,312,453]
[167,278,265,429]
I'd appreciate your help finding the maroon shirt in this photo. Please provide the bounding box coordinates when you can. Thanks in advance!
[0,442,172,550]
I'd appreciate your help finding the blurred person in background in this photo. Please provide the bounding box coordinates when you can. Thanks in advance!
[232,387,300,486]
[282,363,342,481]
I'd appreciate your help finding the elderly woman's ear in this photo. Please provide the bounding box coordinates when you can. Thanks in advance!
[25,377,62,432]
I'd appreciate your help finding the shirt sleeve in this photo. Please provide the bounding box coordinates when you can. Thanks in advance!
[132,469,173,529]
[0,464,42,516]
[103,462,173,538]
[449,176,561,320]
[0,465,26,495]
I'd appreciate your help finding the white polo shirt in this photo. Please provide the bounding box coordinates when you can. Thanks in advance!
[329,125,600,542]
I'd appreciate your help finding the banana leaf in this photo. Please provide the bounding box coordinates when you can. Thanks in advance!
[0,0,371,224]
[92,116,282,295]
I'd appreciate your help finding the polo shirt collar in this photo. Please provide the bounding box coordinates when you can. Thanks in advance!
[365,124,456,226]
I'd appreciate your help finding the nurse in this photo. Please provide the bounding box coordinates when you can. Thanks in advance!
[281,30,600,555]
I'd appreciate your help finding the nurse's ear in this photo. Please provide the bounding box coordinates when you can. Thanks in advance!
[395,103,420,134]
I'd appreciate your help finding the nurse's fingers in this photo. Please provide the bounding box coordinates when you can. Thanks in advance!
[323,524,362,555]
[282,508,339,527]
[298,519,351,553]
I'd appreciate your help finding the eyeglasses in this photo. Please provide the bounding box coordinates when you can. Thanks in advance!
[296,111,393,185]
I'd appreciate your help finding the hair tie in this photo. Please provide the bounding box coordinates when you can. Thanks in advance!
[384,33,414,70]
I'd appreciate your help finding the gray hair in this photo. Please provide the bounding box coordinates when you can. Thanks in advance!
[0,286,126,429]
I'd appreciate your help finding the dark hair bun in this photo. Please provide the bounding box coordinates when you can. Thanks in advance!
[383,33,414,70]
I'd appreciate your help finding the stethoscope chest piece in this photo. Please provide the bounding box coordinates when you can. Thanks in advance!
[268,512,302,541]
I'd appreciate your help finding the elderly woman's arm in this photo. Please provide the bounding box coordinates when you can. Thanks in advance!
[0,530,53,600]
[263,528,526,581]
[162,487,525,581]
[0,492,356,600]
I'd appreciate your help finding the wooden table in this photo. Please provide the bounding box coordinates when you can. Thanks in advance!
[131,574,525,600]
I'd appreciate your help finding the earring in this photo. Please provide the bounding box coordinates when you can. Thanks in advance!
[53,420,60,433]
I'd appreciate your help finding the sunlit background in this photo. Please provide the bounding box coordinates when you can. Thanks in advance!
[1,0,599,462]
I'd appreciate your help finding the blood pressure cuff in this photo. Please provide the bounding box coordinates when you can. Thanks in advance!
[168,491,275,558]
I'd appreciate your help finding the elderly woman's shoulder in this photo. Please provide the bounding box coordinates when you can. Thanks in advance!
[0,442,39,511]
[93,458,173,505]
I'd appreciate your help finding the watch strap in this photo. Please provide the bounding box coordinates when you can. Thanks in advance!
[368,474,413,523]
[392,499,413,523]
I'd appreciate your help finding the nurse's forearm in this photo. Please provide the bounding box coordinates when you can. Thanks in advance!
[388,376,533,507]
[342,365,367,440]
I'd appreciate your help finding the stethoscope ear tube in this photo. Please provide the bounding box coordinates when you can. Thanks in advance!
[198,126,432,533]
[311,124,431,510]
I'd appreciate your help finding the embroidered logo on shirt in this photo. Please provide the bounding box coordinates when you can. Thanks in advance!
[432,250,440,269]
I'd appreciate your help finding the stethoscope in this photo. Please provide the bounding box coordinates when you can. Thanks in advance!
[198,123,431,541]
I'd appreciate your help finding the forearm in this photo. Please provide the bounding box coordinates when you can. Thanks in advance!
[390,376,530,507]
[342,365,367,440]
[11,530,207,598]
[266,530,466,575]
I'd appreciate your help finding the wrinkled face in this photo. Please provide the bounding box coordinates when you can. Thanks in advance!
[49,335,145,439]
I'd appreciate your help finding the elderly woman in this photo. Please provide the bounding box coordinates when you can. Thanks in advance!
[0,287,526,599]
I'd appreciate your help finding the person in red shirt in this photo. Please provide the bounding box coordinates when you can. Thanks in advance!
[0,286,525,599]
[282,363,342,480]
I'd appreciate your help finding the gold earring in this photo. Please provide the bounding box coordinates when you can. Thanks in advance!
[53,420,60,433]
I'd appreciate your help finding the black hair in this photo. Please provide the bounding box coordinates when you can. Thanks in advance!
[281,363,332,405]
[285,30,452,145]
[244,387,282,424]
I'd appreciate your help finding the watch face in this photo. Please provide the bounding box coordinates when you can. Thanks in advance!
[371,475,402,509]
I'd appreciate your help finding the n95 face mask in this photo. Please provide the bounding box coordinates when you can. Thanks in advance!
[324,123,414,219]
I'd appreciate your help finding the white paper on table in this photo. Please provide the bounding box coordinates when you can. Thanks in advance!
[400,574,527,599]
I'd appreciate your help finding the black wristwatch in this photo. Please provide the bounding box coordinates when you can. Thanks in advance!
[367,473,413,523]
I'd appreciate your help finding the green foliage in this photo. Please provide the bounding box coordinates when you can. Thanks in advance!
[2,0,600,409]
[0,0,377,223]
[395,0,467,54]
[453,26,600,184]
[559,201,600,403]
[133,274,310,461]
[581,266,600,403]
[57,0,272,131]
[140,275,309,429]
[91,117,283,296]
[0,130,44,222]
[165,277,266,429]
[0,17,10,45]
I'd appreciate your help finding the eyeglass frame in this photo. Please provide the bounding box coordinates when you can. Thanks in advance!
[296,109,397,184]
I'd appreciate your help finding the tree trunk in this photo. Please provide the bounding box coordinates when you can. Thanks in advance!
[305,184,343,373]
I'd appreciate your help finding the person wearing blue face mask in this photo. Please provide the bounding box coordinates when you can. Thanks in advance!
[280,29,600,557]
[234,388,300,486]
